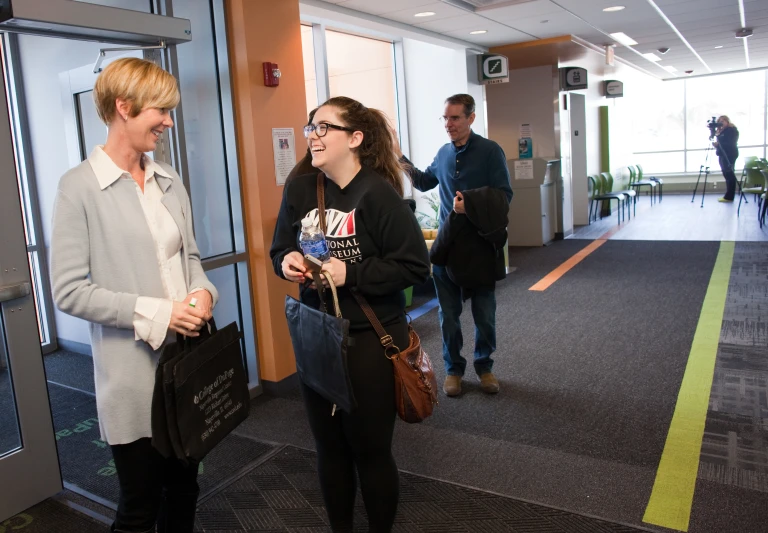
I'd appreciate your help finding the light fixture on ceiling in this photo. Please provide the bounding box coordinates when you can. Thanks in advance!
[662,65,677,73]
[603,6,625,12]
[657,47,669,54]
[714,45,723,49]
[642,53,662,61]
[609,32,638,46]
[470,30,487,34]
[735,28,753,38]
[414,11,435,17]
[541,20,549,23]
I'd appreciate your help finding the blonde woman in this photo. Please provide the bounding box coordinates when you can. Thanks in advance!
[51,58,217,533]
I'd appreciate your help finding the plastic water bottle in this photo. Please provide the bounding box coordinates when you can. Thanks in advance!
[299,217,330,262]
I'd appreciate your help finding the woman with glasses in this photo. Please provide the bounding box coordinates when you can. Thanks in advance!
[270,97,430,532]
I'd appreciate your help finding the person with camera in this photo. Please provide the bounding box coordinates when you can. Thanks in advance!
[712,115,739,203]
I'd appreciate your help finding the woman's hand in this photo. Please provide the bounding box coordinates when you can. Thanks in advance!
[282,251,307,283]
[184,290,213,321]
[304,257,347,288]
[169,300,207,337]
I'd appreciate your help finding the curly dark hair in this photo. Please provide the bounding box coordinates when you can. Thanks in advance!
[319,96,404,197]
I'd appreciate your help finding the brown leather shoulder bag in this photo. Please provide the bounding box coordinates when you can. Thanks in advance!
[316,174,438,422]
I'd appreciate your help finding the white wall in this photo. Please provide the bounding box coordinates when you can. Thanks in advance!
[559,50,660,224]
[402,38,472,225]
[17,34,105,349]
[486,65,557,160]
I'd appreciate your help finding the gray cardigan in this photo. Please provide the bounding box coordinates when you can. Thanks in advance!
[51,158,218,445]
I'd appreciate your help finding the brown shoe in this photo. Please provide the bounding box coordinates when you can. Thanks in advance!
[479,373,499,394]
[443,375,462,396]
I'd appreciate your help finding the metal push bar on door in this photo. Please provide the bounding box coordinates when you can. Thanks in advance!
[0,282,30,303]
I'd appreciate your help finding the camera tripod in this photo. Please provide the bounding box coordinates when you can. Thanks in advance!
[691,140,745,207]
[691,143,714,207]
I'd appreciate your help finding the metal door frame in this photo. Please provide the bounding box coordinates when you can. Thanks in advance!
[0,53,62,522]
[0,0,195,520]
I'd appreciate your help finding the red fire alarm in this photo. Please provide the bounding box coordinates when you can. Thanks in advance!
[263,62,281,87]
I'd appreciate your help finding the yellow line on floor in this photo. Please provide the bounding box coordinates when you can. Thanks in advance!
[643,241,735,532]
[528,224,624,292]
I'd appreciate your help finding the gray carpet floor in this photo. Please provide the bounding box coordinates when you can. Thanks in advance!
[236,239,768,533]
[192,445,648,532]
[11,238,768,532]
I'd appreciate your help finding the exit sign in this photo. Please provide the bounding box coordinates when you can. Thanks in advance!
[478,54,509,85]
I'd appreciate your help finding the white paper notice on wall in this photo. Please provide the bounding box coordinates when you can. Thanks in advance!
[519,124,532,138]
[272,128,296,186]
[514,159,534,180]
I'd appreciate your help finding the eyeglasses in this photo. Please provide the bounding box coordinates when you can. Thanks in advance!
[439,115,465,124]
[303,122,355,138]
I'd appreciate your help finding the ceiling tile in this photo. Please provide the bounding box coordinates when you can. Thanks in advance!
[335,0,434,16]
[381,2,467,24]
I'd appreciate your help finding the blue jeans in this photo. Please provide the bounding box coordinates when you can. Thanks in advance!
[432,265,496,377]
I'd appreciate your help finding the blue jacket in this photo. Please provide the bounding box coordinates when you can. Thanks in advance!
[404,130,512,227]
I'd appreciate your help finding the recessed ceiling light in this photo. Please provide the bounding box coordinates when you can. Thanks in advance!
[609,32,638,46]
[662,65,677,73]
[470,30,487,35]
[414,11,435,17]
[714,45,723,49]
[603,6,625,12]
[642,52,662,61]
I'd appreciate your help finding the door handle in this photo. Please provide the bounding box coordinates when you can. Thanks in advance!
[0,281,31,303]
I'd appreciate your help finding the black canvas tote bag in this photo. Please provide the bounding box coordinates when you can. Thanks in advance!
[151,318,250,464]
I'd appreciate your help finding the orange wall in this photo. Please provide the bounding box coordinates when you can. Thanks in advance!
[225,0,307,383]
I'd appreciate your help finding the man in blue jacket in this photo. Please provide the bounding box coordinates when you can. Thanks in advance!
[398,94,512,397]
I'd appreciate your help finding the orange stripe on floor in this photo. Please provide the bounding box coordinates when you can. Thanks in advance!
[528,225,623,292]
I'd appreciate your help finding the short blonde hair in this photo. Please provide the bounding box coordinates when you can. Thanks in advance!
[93,57,180,124]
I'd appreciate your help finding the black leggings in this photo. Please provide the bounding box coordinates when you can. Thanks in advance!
[301,319,408,533]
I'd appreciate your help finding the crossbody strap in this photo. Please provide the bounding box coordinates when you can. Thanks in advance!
[316,174,399,355]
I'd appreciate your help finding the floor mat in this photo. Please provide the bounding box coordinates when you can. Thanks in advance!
[193,444,649,532]
[3,498,105,533]
[48,383,275,505]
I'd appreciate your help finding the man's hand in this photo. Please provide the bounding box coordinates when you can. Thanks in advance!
[453,191,466,214]
[281,251,307,283]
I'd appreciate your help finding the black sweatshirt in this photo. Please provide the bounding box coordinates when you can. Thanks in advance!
[716,126,739,162]
[270,166,431,330]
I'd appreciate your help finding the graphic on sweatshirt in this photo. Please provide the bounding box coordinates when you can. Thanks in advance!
[305,208,362,263]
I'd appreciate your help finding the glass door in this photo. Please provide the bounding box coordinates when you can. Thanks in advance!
[0,61,61,522]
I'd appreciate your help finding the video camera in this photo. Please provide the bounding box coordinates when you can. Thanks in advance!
[707,116,723,139]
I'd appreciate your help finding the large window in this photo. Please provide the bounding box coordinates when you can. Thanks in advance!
[300,25,318,114]
[326,30,398,129]
[632,70,768,174]
[300,25,399,131]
